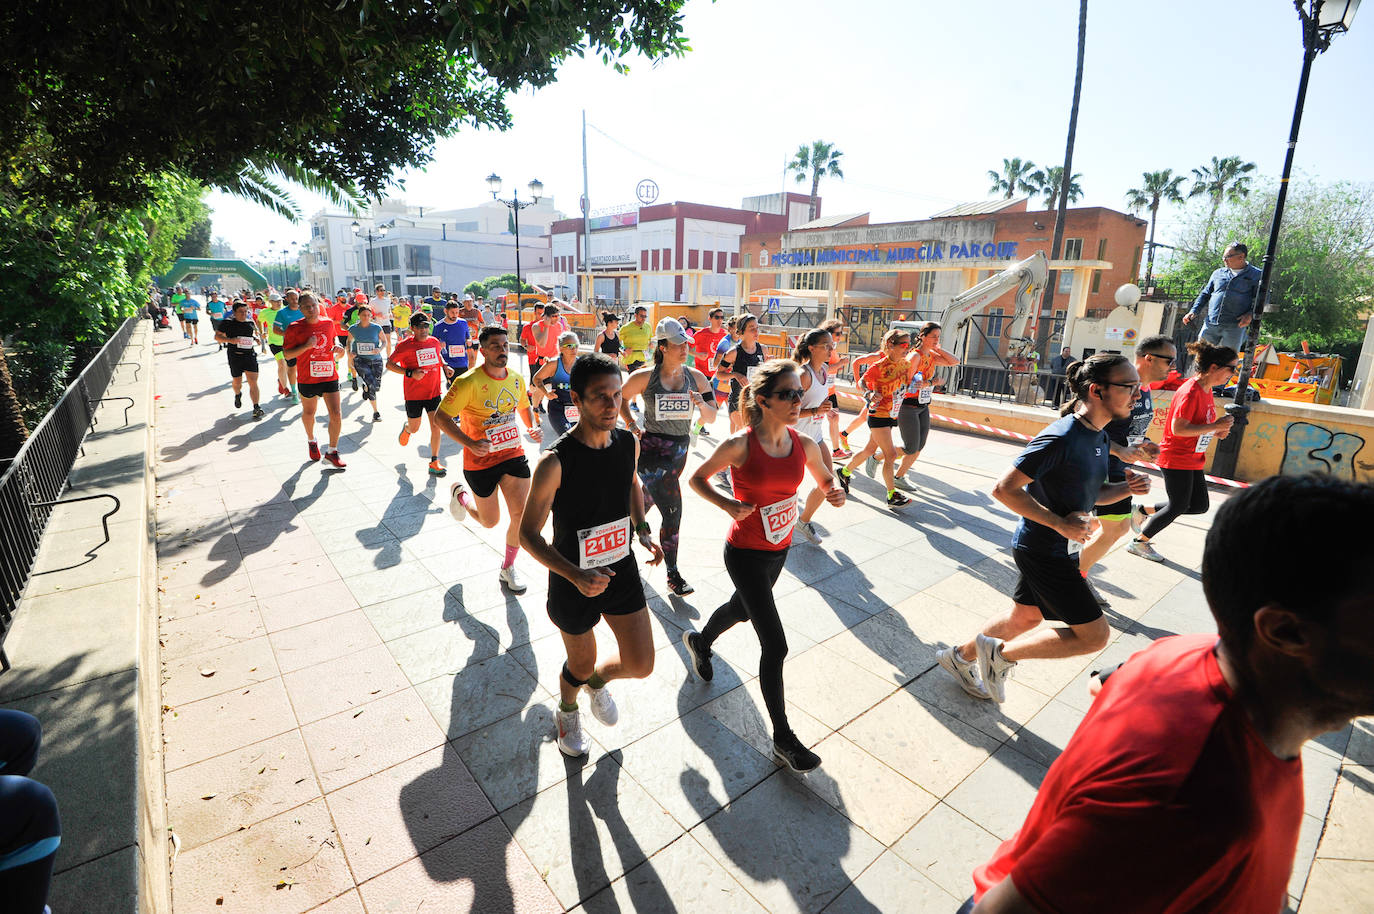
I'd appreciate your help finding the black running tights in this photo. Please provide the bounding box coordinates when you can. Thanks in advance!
[1140,468,1208,539]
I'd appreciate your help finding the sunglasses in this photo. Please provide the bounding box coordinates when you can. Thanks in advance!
[1144,353,1175,365]
[766,388,804,402]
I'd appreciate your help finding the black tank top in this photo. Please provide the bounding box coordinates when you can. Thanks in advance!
[548,428,640,587]
[599,330,622,357]
[729,342,765,395]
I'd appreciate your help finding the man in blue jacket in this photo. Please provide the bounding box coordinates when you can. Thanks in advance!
[1182,242,1262,352]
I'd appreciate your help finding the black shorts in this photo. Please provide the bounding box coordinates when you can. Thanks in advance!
[1011,548,1102,626]
[269,343,284,357]
[1096,462,1131,518]
[625,359,645,372]
[547,556,644,635]
[405,396,441,419]
[298,380,339,399]
[866,416,898,430]
[827,393,838,408]
[463,455,531,498]
[228,355,258,378]
[183,316,199,324]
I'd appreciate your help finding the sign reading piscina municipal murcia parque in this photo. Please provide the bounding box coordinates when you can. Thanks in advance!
[769,241,1021,267]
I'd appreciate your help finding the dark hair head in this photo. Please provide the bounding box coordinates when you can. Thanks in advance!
[570,352,621,397]
[741,359,800,428]
[819,319,847,336]
[1225,242,1248,256]
[1186,339,1238,374]
[1059,352,1133,416]
[793,328,832,363]
[735,314,758,335]
[477,325,508,345]
[1137,334,1175,356]
[914,321,941,341]
[1204,475,1374,654]
[709,308,725,320]
[543,304,559,316]
[602,311,619,326]
[634,306,647,316]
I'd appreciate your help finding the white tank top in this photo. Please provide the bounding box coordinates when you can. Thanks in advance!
[797,363,830,442]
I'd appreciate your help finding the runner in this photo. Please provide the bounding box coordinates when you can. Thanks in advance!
[1127,340,1237,562]
[621,318,718,596]
[1076,334,1176,595]
[421,286,447,319]
[892,321,959,492]
[430,298,473,390]
[347,305,385,422]
[171,286,188,338]
[280,292,347,468]
[213,299,265,419]
[519,353,665,757]
[531,331,582,439]
[840,345,884,458]
[839,328,914,509]
[434,325,544,592]
[819,319,851,457]
[963,474,1374,914]
[257,291,281,357]
[792,328,845,544]
[179,293,202,345]
[369,283,393,355]
[388,313,449,476]
[594,312,622,367]
[684,359,845,772]
[530,304,569,377]
[391,297,413,340]
[715,313,765,435]
[937,353,1152,704]
[691,307,728,439]
[272,290,305,403]
[620,306,652,373]
[205,291,226,349]
[458,296,483,338]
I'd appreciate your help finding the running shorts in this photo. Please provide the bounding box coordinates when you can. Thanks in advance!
[228,354,258,378]
[298,380,339,399]
[1011,548,1102,626]
[463,455,530,498]
[547,564,644,635]
[827,393,838,408]
[1096,464,1131,520]
[866,416,898,430]
[405,396,442,419]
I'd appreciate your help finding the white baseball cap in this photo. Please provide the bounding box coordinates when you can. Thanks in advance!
[655,317,691,345]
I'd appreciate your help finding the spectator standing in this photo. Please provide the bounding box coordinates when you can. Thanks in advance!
[1182,242,1262,353]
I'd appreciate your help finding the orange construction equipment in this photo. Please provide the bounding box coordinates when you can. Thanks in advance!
[1244,343,1342,405]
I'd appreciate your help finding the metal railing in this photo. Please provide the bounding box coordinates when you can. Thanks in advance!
[935,364,1070,410]
[0,316,138,671]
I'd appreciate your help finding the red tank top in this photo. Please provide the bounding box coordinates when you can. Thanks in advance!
[728,427,807,551]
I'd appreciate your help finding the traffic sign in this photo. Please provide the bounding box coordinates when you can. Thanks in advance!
[767,297,780,314]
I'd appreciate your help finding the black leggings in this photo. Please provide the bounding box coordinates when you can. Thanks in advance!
[700,544,791,737]
[0,710,60,914]
[1140,468,1209,539]
[637,433,690,572]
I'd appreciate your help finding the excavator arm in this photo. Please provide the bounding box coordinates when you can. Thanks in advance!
[938,251,1048,365]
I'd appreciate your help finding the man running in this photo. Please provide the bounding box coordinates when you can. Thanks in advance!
[272,290,305,403]
[205,291,226,349]
[388,313,449,477]
[691,307,729,438]
[421,286,447,319]
[347,305,386,422]
[937,353,1151,703]
[458,296,483,337]
[179,293,202,344]
[430,299,472,389]
[369,283,393,355]
[213,299,265,419]
[520,353,664,757]
[280,292,347,468]
[435,326,543,592]
[620,306,653,373]
[258,291,281,357]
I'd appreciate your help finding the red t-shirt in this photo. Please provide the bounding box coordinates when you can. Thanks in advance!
[283,318,339,383]
[1157,377,1216,470]
[693,327,728,373]
[325,301,346,329]
[520,321,537,357]
[973,634,1303,913]
[728,428,807,551]
[390,336,446,401]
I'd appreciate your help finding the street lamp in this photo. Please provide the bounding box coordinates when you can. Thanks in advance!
[351,220,390,291]
[1212,0,1359,478]
[487,174,544,338]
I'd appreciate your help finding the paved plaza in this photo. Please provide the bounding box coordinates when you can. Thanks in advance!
[149,333,1372,913]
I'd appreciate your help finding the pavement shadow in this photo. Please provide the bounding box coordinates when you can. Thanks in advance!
[1341,764,1374,796]
[570,753,677,913]
[157,414,240,463]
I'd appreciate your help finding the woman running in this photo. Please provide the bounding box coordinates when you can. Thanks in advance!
[684,359,846,772]
[892,321,959,491]
[1127,340,1236,562]
[839,328,914,508]
[595,312,623,368]
[792,328,846,544]
[715,314,765,435]
[819,319,850,457]
[840,346,883,457]
[621,318,717,596]
[532,331,582,438]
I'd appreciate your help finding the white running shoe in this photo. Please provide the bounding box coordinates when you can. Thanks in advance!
[975,633,1016,704]
[448,483,469,522]
[895,477,917,493]
[556,706,589,757]
[795,520,822,545]
[864,455,878,478]
[1129,504,1148,537]
[499,564,528,593]
[937,646,991,700]
[1126,539,1164,562]
[585,685,619,726]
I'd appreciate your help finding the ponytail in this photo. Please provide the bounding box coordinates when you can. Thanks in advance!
[1060,352,1132,416]
[1186,339,1237,374]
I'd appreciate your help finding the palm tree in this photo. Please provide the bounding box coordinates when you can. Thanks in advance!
[787,141,844,222]
[987,158,1038,199]
[211,155,365,222]
[1189,155,1257,247]
[1125,169,1189,291]
[1030,166,1084,211]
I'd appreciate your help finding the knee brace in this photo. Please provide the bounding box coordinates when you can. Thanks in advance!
[561,661,589,689]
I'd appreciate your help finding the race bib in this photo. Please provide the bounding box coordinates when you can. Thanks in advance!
[484,414,521,451]
[746,365,759,380]
[564,404,580,423]
[655,392,692,417]
[234,337,255,349]
[760,496,798,546]
[354,342,376,356]
[917,386,932,405]
[577,517,631,569]
[447,344,465,358]
[1067,539,1083,556]
[416,348,439,367]
[308,359,333,379]
[1194,433,1214,454]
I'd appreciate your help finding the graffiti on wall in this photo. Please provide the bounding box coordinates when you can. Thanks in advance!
[1279,421,1373,482]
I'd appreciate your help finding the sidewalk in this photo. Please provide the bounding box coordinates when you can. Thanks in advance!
[151,336,1371,913]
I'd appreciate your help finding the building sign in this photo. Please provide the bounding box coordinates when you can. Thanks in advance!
[636,179,659,205]
[587,211,639,231]
[590,253,636,266]
[770,241,1019,267]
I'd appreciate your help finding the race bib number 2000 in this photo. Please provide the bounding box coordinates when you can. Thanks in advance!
[760,496,798,546]
[578,517,631,569]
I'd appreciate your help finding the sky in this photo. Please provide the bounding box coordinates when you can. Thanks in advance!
[208,0,1374,264]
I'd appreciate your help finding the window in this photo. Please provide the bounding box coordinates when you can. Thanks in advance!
[1053,309,1067,338]
[380,246,399,272]
[1057,271,1074,294]
[1132,246,1142,279]
[1096,238,1108,261]
[787,249,829,291]
[743,253,752,269]
[1062,238,1084,261]
[318,251,328,267]
[1090,270,1101,293]
[987,307,1004,338]
[405,245,431,274]
[312,223,324,239]
[917,271,936,310]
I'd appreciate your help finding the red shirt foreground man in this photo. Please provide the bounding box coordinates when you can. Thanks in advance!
[967,473,1374,913]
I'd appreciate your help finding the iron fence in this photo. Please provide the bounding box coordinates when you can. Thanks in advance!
[0,316,138,671]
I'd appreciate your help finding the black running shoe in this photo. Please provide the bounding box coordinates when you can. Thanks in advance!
[887,490,911,509]
[836,468,851,495]
[667,570,695,596]
[682,631,713,682]
[234,392,242,408]
[772,731,821,772]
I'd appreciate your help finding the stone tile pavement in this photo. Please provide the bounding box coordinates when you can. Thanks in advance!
[150,335,1371,912]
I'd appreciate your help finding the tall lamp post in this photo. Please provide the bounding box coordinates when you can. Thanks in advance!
[487,173,544,339]
[351,220,390,290]
[1212,0,1359,478]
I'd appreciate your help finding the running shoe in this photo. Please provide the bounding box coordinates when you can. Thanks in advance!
[864,455,878,478]
[234,392,242,409]
[697,423,712,439]
[252,406,264,420]
[839,431,850,450]
[1086,578,1110,607]
[291,392,300,405]
[714,469,731,490]
[895,477,917,493]
[796,520,822,545]
[836,467,851,495]
[307,440,321,461]
[1129,504,1148,537]
[372,411,381,422]
[448,484,469,522]
[975,633,1015,704]
[772,731,821,773]
[556,706,590,757]
[682,631,714,682]
[937,646,991,700]
[666,570,694,596]
[428,459,446,477]
[1127,539,1164,562]
[398,426,411,446]
[499,564,527,593]
[351,376,358,392]
[585,685,619,726]
[832,447,851,460]
[323,449,347,469]
[887,491,911,509]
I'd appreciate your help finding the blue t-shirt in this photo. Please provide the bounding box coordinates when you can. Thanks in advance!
[1103,387,1155,480]
[1010,415,1110,557]
[274,307,304,335]
[713,335,735,394]
[430,317,470,370]
[206,300,225,318]
[347,323,384,360]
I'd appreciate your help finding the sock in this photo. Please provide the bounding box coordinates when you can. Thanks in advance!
[458,489,475,509]
[887,489,896,498]
[558,700,578,713]
[326,445,337,454]
[502,544,518,569]
[307,438,317,445]
[839,466,852,477]
[587,672,606,690]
